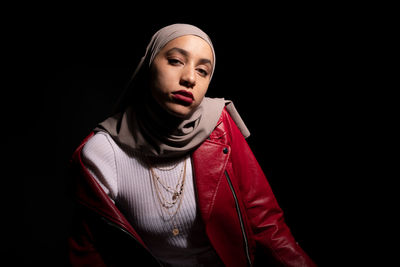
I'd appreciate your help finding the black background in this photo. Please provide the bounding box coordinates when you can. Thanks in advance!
[5,3,394,267]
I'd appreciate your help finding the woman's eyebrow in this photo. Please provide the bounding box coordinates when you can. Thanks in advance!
[166,47,212,66]
[166,47,189,57]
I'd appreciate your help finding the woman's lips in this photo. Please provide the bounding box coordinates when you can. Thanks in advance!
[171,90,194,105]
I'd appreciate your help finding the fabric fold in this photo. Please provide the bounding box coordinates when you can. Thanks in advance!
[95,97,249,158]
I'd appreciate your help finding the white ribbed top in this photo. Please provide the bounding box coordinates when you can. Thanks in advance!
[82,132,223,266]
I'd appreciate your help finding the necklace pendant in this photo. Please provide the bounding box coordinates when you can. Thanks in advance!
[172,228,179,236]
[172,192,179,200]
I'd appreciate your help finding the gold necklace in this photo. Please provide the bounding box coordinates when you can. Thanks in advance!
[153,160,180,171]
[149,158,187,236]
[150,165,185,206]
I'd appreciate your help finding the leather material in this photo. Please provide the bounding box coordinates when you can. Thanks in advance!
[68,108,317,267]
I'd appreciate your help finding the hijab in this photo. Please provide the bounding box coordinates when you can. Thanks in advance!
[95,23,250,158]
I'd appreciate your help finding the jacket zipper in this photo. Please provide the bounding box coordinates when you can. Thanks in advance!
[224,171,252,266]
[100,216,163,266]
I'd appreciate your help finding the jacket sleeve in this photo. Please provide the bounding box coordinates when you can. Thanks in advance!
[224,110,317,267]
[67,156,109,267]
[68,204,108,267]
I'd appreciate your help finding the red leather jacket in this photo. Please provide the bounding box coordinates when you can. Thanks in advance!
[68,109,317,267]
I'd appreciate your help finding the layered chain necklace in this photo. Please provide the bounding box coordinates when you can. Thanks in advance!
[148,158,187,236]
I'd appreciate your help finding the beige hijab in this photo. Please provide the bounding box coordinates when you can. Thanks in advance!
[96,23,249,158]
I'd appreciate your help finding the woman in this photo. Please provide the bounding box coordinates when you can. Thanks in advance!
[68,23,317,267]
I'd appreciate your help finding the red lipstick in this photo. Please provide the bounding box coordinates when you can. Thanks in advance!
[172,90,194,105]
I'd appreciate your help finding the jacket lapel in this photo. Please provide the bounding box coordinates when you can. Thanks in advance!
[191,139,230,223]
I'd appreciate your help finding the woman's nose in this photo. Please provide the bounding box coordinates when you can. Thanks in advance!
[179,66,196,88]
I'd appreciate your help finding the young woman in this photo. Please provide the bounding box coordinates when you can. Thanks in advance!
[68,23,317,267]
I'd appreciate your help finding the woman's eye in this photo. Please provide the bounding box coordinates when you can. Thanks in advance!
[197,68,209,77]
[168,58,183,65]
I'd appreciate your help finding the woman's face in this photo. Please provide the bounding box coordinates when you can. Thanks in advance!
[150,35,214,118]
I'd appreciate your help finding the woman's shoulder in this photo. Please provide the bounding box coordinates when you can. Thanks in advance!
[214,107,245,135]
[207,108,238,144]
[223,102,250,139]
[69,131,117,169]
[81,131,116,161]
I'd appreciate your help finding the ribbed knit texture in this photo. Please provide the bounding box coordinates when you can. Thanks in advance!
[82,132,223,266]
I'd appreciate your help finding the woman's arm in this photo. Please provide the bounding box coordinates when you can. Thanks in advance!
[224,109,317,266]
